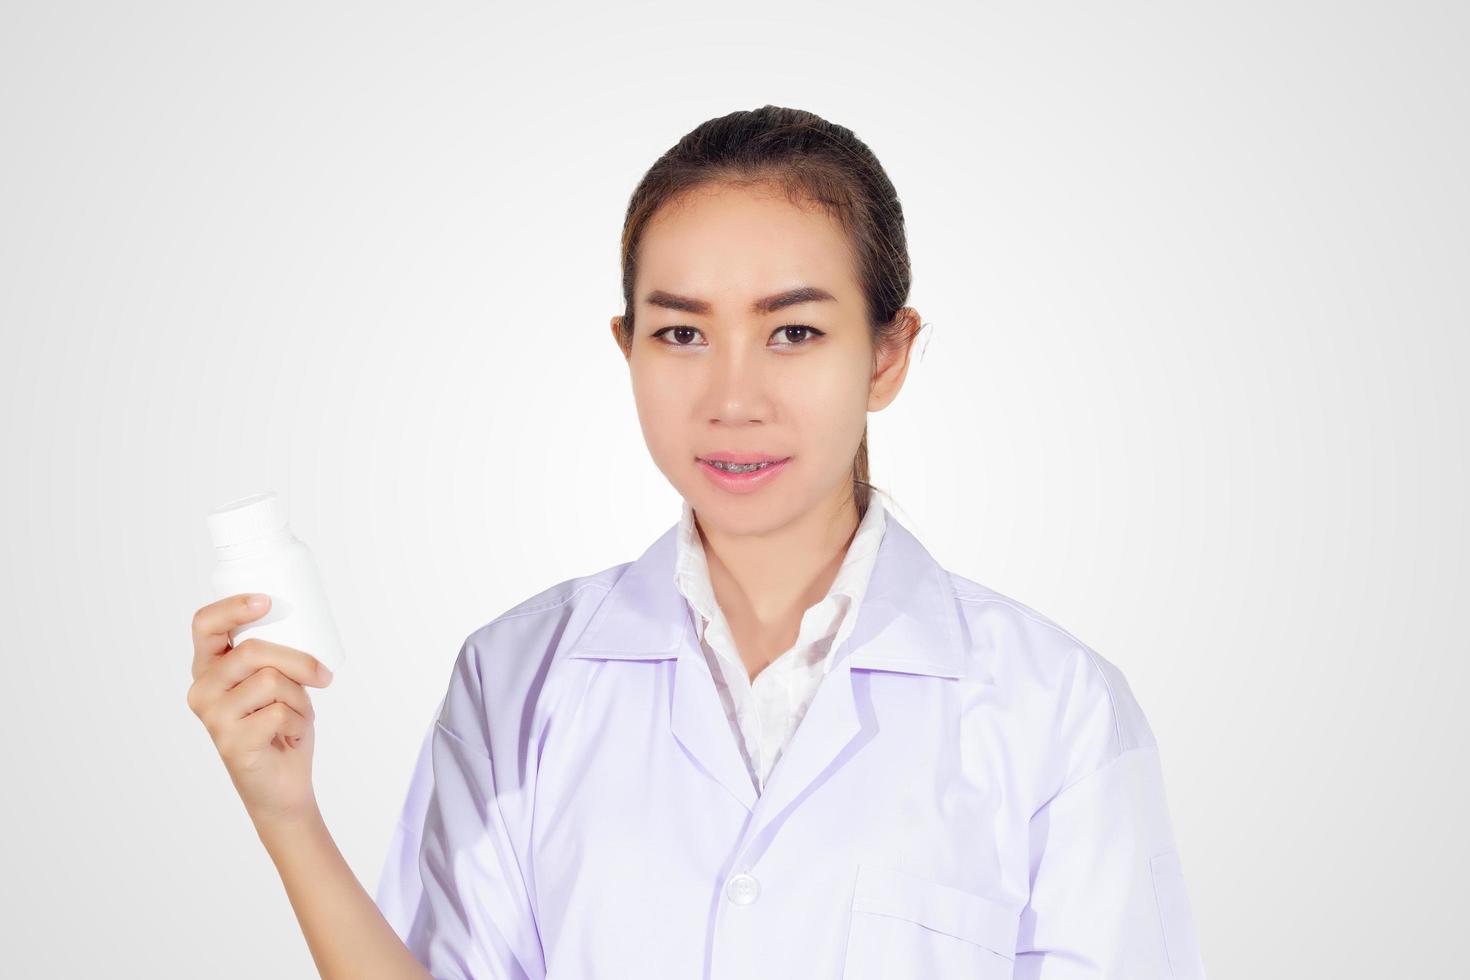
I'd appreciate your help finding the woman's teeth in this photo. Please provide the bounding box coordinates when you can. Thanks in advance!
[707,459,775,473]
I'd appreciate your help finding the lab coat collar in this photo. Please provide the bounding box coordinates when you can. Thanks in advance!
[566,507,973,682]
[567,509,981,816]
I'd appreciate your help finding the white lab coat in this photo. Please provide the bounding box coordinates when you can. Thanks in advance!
[374,512,1207,978]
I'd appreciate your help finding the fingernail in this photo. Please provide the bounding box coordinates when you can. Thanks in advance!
[247,593,269,610]
[318,664,334,683]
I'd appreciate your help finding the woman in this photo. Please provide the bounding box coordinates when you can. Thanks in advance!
[188,105,1206,979]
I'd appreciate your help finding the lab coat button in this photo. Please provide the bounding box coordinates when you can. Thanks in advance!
[726,872,761,906]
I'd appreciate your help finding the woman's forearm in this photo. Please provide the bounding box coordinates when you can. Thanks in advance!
[255,801,432,980]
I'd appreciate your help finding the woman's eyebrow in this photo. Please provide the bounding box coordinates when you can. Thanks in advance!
[643,286,837,316]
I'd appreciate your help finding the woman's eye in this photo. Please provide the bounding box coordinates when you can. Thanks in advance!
[651,326,703,346]
[773,325,823,347]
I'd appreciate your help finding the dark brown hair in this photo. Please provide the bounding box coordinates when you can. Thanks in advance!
[616,105,920,518]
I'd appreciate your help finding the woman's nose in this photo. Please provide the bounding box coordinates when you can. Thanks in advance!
[702,349,773,422]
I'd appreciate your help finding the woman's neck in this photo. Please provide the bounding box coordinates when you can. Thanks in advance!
[695,494,862,659]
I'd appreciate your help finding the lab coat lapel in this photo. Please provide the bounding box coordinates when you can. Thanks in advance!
[564,524,762,811]
[741,512,974,844]
[670,622,761,812]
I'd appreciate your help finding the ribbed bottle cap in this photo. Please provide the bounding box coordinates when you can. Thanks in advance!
[207,491,289,549]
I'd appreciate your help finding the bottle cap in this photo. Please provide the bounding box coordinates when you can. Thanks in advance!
[207,491,289,549]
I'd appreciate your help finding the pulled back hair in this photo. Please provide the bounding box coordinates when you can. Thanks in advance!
[616,105,920,519]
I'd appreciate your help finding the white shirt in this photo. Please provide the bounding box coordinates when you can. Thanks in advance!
[673,495,888,794]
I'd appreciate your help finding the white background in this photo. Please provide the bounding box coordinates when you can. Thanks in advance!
[2,1,1465,976]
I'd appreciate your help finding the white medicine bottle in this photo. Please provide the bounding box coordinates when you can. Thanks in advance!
[205,491,347,673]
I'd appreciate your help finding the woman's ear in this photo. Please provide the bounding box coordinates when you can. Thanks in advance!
[610,316,631,361]
[868,307,921,411]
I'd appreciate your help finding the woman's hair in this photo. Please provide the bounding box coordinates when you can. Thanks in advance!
[616,105,920,518]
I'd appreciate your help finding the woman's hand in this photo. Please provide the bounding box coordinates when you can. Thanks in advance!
[187,593,335,828]
[187,596,429,978]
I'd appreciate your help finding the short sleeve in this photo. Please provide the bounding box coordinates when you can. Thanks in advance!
[1014,649,1207,979]
[374,637,547,979]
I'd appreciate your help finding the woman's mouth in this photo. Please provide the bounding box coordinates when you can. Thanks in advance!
[696,455,792,494]
[705,459,777,473]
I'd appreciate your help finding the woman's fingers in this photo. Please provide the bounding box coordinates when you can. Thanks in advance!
[207,668,314,757]
[217,664,316,725]
[191,593,272,680]
[199,665,314,748]
[236,701,310,756]
[218,635,331,691]
[187,636,331,725]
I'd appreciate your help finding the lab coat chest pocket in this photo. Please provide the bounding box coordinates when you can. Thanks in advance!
[840,864,1019,980]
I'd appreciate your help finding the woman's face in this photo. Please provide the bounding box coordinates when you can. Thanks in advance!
[613,180,913,536]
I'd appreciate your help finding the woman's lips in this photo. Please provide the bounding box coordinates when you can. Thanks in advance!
[696,456,792,494]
